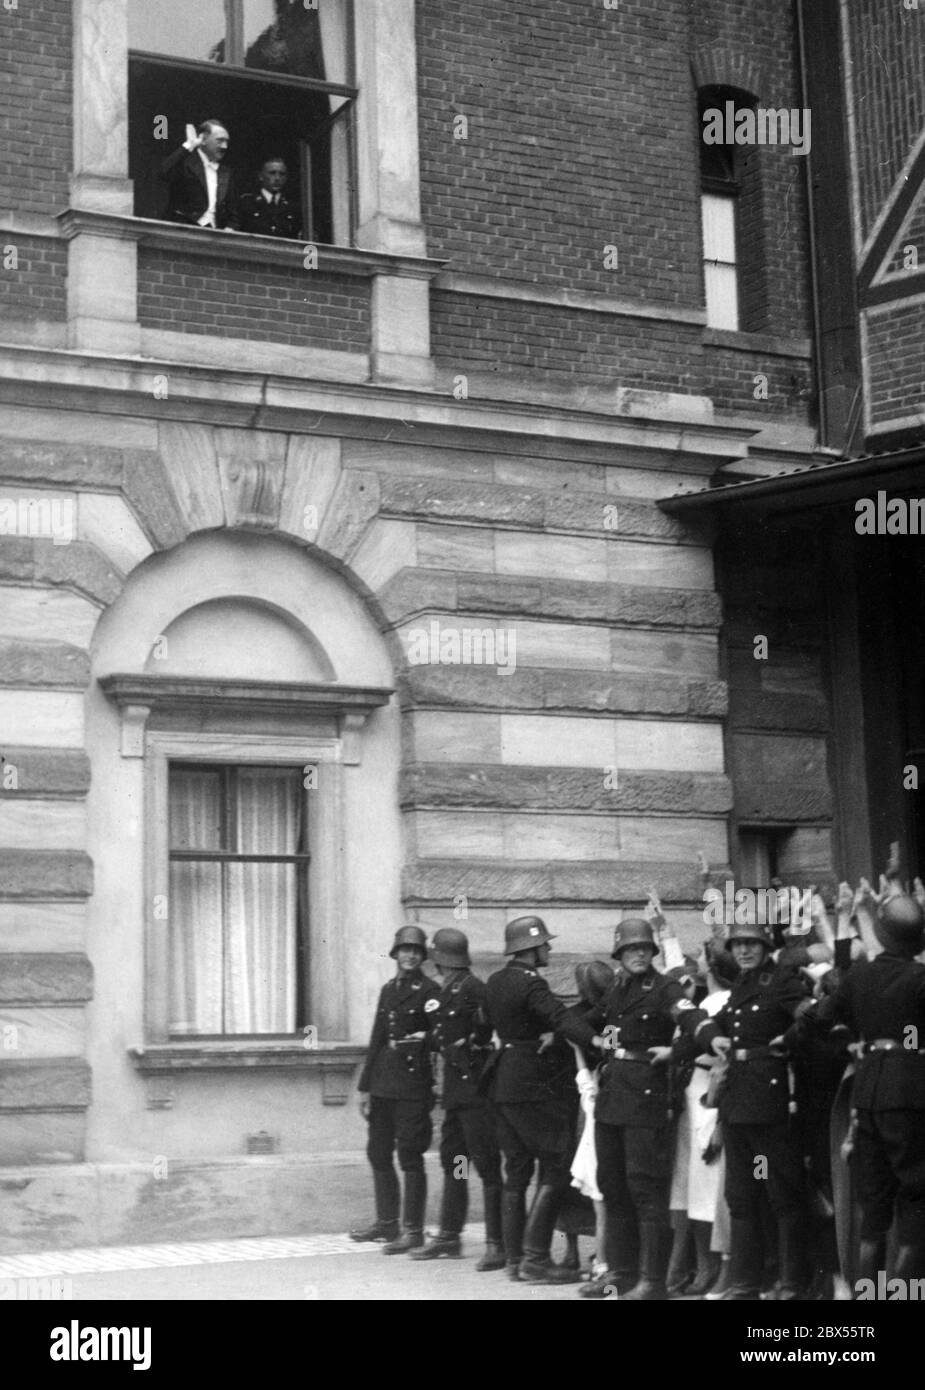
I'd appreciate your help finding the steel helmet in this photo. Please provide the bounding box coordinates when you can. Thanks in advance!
[390,924,428,960]
[611,918,658,960]
[504,916,555,955]
[431,927,471,969]
[727,920,774,949]
[875,895,925,955]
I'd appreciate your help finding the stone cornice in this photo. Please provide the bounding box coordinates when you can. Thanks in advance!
[0,346,756,466]
[99,675,393,719]
[57,210,447,281]
[129,1043,366,1074]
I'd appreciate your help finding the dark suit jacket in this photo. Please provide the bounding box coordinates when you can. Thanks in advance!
[485,960,595,1106]
[357,969,440,1101]
[159,146,239,229]
[429,971,493,1109]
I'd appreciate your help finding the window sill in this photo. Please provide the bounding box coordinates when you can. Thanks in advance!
[703,326,812,359]
[58,209,446,282]
[129,1042,366,1073]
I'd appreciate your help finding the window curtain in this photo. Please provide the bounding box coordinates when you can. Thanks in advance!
[168,767,300,1035]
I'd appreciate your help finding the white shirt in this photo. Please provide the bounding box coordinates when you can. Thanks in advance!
[260,188,280,205]
[196,148,220,227]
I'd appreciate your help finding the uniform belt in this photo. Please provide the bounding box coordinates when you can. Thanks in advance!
[732,1046,780,1062]
[611,1048,653,1063]
[694,1060,713,1071]
[864,1039,925,1055]
[389,1038,424,1049]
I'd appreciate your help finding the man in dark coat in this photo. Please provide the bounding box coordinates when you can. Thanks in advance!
[351,925,440,1254]
[411,927,505,1270]
[697,919,814,1300]
[580,918,712,1301]
[237,157,302,239]
[485,915,602,1283]
[159,120,240,229]
[794,894,925,1288]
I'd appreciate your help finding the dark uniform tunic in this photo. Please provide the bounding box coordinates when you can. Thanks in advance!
[236,190,302,239]
[806,951,925,1244]
[430,972,501,1186]
[358,969,441,1174]
[698,960,810,1220]
[485,959,595,1190]
[589,967,707,1221]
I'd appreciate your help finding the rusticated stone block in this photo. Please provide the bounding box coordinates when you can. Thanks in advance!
[0,439,123,489]
[402,858,729,907]
[122,453,187,550]
[316,469,380,562]
[31,540,124,607]
[0,748,91,798]
[0,639,89,690]
[383,570,721,630]
[0,954,93,1005]
[0,536,34,584]
[545,490,687,540]
[0,1058,91,1111]
[380,475,545,529]
[733,781,833,823]
[729,733,829,787]
[0,851,93,900]
[400,763,733,815]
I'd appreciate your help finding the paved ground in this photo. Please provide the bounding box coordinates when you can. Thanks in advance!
[0,1228,592,1302]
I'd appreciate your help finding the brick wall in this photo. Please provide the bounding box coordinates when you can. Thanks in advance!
[0,0,71,216]
[704,342,813,415]
[0,235,66,321]
[846,0,925,243]
[866,304,925,429]
[137,250,370,351]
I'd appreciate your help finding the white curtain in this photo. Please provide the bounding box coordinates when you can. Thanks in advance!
[168,767,301,1036]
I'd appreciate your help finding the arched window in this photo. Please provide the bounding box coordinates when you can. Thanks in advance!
[698,86,768,333]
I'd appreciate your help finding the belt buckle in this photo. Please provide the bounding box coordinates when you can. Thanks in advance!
[734,1048,747,1062]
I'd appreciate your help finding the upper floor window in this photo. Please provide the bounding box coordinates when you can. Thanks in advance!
[698,86,767,334]
[128,0,355,244]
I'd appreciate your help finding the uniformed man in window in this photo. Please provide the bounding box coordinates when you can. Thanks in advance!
[350,926,440,1254]
[237,157,302,240]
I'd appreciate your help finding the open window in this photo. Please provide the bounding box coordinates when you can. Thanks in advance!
[128,0,356,244]
[698,86,768,333]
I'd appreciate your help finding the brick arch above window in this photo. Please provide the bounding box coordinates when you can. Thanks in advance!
[690,47,765,106]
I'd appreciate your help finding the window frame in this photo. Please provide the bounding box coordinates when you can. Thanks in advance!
[127,0,359,244]
[146,730,346,1047]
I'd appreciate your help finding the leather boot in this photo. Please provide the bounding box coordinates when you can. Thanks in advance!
[704,1255,733,1300]
[410,1174,467,1259]
[350,1167,400,1242]
[777,1212,809,1301]
[502,1189,527,1280]
[580,1215,639,1298]
[666,1211,693,1296]
[382,1169,427,1254]
[476,1185,506,1271]
[622,1220,670,1301]
[724,1215,764,1299]
[520,1184,582,1283]
[685,1219,721,1296]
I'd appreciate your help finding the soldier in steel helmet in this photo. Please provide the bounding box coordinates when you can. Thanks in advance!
[350,925,441,1254]
[484,915,604,1283]
[579,916,711,1301]
[696,917,814,1300]
[794,889,925,1288]
[410,927,505,1270]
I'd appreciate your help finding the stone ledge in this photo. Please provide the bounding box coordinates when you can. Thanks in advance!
[0,852,93,901]
[399,665,727,717]
[402,858,732,907]
[0,538,124,607]
[0,748,91,799]
[378,475,692,540]
[129,1043,365,1074]
[0,954,93,1005]
[400,764,733,815]
[380,569,721,630]
[433,272,709,329]
[0,1058,91,1111]
[0,639,89,690]
[730,781,833,824]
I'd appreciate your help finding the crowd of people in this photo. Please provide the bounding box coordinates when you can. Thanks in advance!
[349,857,925,1300]
[159,120,302,238]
